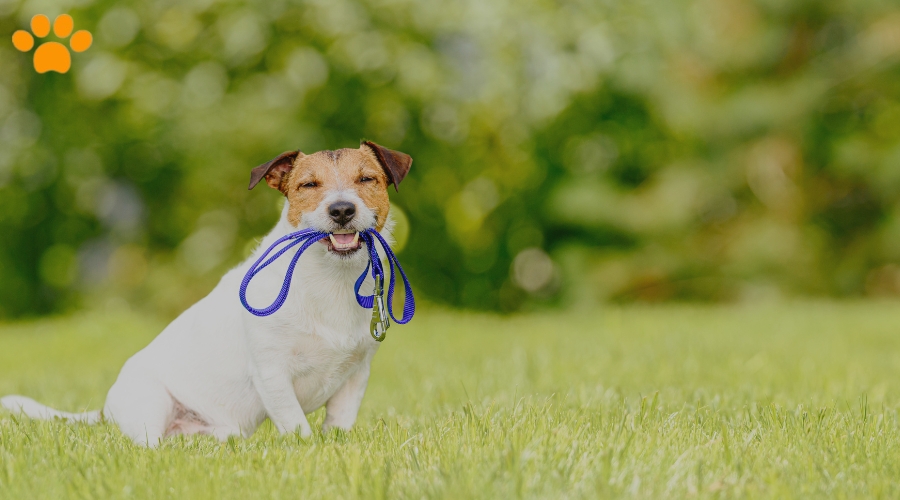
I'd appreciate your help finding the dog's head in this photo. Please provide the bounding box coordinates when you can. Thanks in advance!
[248,141,411,258]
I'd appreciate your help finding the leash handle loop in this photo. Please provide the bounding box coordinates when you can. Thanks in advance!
[368,229,415,324]
[352,230,414,324]
[240,227,415,331]
[239,228,325,316]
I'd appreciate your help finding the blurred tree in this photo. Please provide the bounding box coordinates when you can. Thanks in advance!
[0,0,898,317]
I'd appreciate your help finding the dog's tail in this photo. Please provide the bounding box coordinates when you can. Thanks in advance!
[1,395,101,424]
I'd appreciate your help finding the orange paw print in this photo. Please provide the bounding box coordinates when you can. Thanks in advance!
[12,14,92,74]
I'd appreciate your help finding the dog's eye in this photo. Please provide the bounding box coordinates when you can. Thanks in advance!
[359,176,375,183]
[299,181,319,189]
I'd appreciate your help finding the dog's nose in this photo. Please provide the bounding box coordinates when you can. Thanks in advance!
[328,201,356,226]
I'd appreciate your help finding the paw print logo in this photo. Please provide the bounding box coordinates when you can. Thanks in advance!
[12,14,92,74]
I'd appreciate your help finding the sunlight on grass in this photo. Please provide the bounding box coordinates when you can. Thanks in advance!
[2,302,900,498]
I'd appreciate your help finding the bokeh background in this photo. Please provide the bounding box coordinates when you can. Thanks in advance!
[0,0,899,318]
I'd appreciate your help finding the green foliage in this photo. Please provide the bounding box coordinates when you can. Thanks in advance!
[3,303,900,497]
[0,0,899,316]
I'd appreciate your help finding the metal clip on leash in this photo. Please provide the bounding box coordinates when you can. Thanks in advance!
[370,274,390,341]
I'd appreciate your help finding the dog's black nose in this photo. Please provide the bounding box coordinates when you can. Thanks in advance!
[328,202,356,226]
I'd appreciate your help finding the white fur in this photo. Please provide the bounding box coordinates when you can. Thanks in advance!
[2,194,392,447]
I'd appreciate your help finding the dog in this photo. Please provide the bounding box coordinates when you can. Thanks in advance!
[1,141,412,446]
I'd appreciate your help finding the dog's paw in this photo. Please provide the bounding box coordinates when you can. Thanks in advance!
[296,426,313,440]
[321,422,352,434]
[321,425,352,442]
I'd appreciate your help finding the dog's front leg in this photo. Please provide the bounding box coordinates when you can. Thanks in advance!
[323,353,373,432]
[251,363,312,438]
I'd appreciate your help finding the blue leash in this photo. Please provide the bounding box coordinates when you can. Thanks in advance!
[238,228,415,341]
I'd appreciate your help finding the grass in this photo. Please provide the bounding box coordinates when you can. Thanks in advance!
[2,302,900,498]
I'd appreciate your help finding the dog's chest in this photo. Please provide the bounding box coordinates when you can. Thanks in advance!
[285,329,373,410]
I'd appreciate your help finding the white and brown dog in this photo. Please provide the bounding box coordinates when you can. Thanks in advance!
[1,141,412,446]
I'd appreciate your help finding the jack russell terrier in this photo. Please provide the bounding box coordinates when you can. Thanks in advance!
[1,141,412,446]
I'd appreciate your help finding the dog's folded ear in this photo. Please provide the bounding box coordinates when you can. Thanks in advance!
[363,141,412,192]
[248,150,303,193]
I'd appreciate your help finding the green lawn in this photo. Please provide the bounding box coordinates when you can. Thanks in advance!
[2,302,900,498]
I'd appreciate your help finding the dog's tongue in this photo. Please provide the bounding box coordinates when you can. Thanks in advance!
[333,233,355,245]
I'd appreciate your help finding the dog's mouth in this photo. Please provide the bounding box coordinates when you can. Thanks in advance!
[319,230,362,254]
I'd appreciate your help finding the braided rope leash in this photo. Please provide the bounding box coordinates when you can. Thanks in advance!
[238,228,415,341]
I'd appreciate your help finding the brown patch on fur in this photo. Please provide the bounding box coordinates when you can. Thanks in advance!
[363,141,412,191]
[281,147,394,230]
[354,146,393,230]
[283,151,332,227]
[248,151,303,193]
[250,143,412,231]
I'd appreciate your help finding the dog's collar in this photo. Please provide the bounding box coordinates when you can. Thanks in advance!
[238,228,415,342]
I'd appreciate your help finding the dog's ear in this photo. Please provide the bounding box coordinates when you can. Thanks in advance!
[363,141,412,192]
[248,150,303,193]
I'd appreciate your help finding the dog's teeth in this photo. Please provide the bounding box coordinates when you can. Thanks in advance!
[328,232,360,251]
